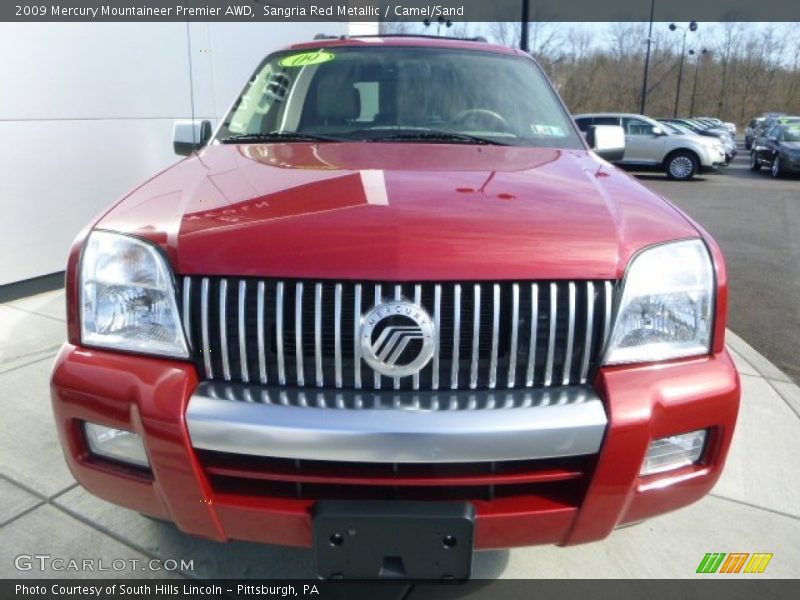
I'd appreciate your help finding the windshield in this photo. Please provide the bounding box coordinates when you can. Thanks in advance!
[783,126,800,142]
[217,46,583,148]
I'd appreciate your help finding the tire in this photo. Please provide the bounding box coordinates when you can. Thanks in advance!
[749,152,761,171]
[772,155,784,178]
[665,151,698,180]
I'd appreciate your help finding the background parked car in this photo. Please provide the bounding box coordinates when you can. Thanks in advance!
[658,121,730,166]
[575,113,726,180]
[661,118,737,163]
[745,118,764,149]
[750,122,800,177]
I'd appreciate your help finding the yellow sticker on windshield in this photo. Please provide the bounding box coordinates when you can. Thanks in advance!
[279,51,335,68]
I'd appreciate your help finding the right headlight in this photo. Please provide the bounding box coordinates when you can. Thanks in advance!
[80,230,189,358]
[604,239,715,365]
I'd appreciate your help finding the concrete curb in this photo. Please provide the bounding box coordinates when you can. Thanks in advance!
[727,329,800,418]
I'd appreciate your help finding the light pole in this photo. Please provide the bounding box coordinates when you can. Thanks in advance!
[688,48,709,117]
[639,0,656,114]
[669,21,698,118]
[520,0,529,52]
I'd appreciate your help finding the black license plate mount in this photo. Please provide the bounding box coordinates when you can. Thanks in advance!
[313,500,475,580]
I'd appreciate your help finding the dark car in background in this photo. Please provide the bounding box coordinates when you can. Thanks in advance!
[750,122,800,177]
[745,118,764,150]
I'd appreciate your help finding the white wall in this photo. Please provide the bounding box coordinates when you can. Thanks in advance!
[0,21,349,285]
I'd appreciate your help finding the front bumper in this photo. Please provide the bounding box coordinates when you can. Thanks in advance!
[51,344,739,549]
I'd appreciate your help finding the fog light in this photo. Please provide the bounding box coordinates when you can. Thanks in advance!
[641,430,707,476]
[84,422,150,468]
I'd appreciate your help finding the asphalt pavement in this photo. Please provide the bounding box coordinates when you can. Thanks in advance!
[633,143,800,384]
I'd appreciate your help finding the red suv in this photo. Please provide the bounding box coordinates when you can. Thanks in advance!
[51,36,739,580]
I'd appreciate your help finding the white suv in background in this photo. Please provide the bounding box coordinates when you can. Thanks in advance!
[575,113,727,180]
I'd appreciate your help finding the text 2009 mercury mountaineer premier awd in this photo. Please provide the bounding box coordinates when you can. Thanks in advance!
[51,36,740,579]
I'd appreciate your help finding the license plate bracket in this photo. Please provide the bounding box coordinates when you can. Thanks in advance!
[313,500,475,580]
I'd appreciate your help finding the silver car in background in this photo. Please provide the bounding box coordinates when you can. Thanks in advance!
[574,113,727,180]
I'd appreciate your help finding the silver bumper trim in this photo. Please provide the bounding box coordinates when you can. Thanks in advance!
[186,383,608,463]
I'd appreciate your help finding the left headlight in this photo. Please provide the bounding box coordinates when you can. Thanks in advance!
[80,230,189,358]
[604,239,714,365]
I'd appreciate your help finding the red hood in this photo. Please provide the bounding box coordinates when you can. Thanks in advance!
[97,142,699,280]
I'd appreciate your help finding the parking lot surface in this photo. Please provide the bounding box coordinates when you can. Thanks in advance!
[636,143,800,384]
[2,147,799,582]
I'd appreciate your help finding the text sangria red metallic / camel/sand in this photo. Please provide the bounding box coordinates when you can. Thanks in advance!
[51,35,739,579]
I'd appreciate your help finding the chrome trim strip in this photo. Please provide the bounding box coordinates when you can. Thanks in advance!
[186,383,607,463]
[544,283,557,386]
[373,284,382,390]
[507,283,519,388]
[469,284,481,389]
[276,281,286,385]
[413,284,422,390]
[451,283,462,389]
[393,284,402,390]
[432,284,441,390]
[201,277,213,379]
[334,283,343,388]
[580,282,595,384]
[353,284,362,389]
[488,283,500,389]
[238,280,249,383]
[562,282,576,385]
[219,279,231,381]
[604,281,613,344]
[295,282,304,386]
[182,277,192,349]
[257,281,267,384]
[314,283,323,387]
[526,283,539,387]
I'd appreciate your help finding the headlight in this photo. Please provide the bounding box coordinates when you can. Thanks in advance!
[81,231,189,358]
[604,239,714,365]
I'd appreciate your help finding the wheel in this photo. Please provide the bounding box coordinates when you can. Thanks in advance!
[665,151,698,180]
[749,152,761,171]
[771,155,783,178]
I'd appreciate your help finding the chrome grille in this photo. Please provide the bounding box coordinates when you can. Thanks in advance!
[179,278,615,391]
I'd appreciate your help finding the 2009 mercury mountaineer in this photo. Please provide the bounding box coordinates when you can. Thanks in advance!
[51,36,740,579]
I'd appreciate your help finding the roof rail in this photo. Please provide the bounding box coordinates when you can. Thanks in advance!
[314,33,489,43]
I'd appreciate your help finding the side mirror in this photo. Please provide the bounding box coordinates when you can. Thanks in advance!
[652,126,665,136]
[586,125,625,162]
[173,120,212,156]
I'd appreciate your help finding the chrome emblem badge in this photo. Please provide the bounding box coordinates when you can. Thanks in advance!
[360,300,436,377]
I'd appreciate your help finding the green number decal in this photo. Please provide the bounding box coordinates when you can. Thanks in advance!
[279,51,335,68]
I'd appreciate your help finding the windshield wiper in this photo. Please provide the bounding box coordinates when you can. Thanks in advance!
[219,131,343,143]
[365,130,509,146]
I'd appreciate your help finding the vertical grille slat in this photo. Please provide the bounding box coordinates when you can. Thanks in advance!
[580,282,595,384]
[470,284,481,389]
[276,281,286,385]
[373,284,382,390]
[201,277,213,379]
[353,284,362,390]
[334,283,343,389]
[544,283,557,387]
[219,279,231,381]
[488,283,500,389]
[238,280,249,383]
[182,277,193,350]
[526,283,539,387]
[314,283,323,388]
[562,282,576,386]
[257,281,267,384]
[507,283,519,388]
[184,277,614,393]
[295,282,305,386]
[451,284,462,390]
